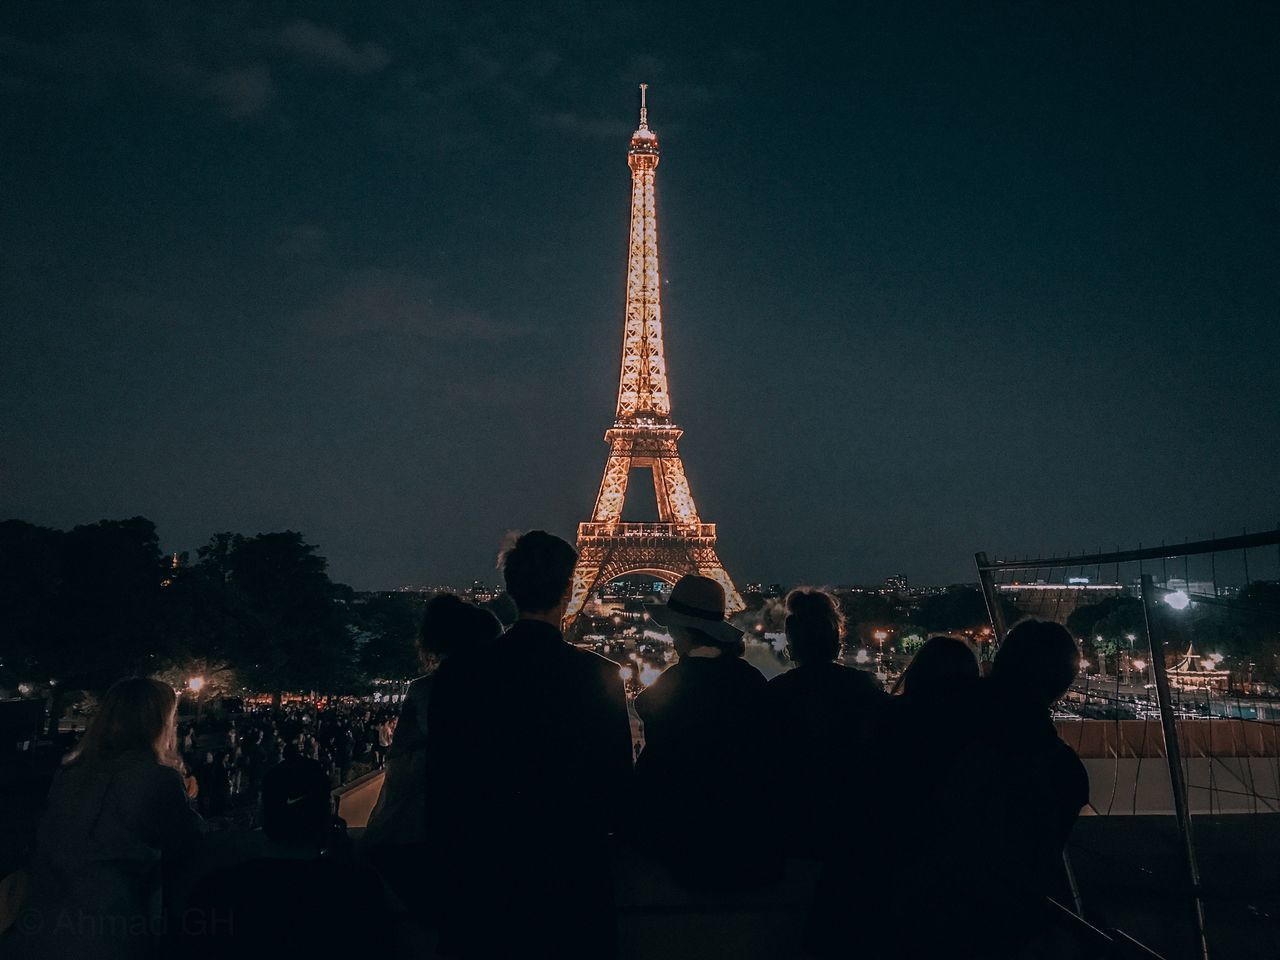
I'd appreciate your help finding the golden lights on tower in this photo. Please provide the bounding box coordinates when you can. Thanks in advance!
[566,85,743,624]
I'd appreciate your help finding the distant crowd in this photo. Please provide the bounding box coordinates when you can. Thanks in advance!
[1,529,1089,960]
[178,704,397,819]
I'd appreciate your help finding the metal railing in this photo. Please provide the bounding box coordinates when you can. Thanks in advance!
[974,528,1280,960]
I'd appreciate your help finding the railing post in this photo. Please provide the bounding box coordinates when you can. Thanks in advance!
[975,551,1009,642]
[1140,574,1209,960]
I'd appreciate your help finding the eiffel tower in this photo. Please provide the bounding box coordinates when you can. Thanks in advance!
[565,85,743,624]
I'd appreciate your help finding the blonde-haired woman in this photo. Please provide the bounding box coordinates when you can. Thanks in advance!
[15,677,203,959]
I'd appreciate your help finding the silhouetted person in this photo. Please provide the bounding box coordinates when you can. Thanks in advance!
[763,588,886,856]
[482,590,519,628]
[808,636,981,959]
[194,750,230,817]
[967,618,1090,955]
[180,756,409,956]
[16,677,204,960]
[428,531,632,959]
[362,594,501,918]
[894,633,984,703]
[635,574,777,888]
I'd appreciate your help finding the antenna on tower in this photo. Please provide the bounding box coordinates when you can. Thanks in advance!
[639,83,649,128]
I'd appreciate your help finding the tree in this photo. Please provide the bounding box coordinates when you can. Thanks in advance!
[169,533,243,679]
[914,587,992,635]
[218,532,355,702]
[837,591,898,644]
[354,592,424,680]
[1066,596,1141,644]
[49,518,168,692]
[0,520,63,690]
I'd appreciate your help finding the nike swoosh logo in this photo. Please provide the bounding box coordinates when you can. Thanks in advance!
[285,796,306,805]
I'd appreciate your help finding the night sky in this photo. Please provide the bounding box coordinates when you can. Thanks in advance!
[2,3,1277,589]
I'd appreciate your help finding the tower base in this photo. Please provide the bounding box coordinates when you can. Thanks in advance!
[565,522,743,625]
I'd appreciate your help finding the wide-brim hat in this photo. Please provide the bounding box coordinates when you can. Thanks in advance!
[645,574,744,646]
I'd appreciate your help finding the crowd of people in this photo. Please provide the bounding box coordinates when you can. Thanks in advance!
[177,704,398,818]
[1,529,1090,959]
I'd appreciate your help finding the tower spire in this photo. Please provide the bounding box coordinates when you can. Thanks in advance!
[639,82,649,129]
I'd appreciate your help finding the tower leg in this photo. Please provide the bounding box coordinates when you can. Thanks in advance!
[565,540,606,623]
[693,555,744,614]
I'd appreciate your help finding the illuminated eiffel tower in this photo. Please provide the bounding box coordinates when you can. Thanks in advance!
[565,85,743,624]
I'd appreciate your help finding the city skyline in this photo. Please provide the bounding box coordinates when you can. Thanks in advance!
[2,4,1277,591]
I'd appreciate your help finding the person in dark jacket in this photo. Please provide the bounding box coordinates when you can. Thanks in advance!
[15,677,204,960]
[635,574,777,889]
[763,588,887,856]
[427,531,633,959]
[180,756,414,957]
[362,594,502,919]
[808,635,982,959]
[965,619,1091,956]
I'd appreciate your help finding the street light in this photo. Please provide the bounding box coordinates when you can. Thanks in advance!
[189,675,206,722]
[873,629,889,662]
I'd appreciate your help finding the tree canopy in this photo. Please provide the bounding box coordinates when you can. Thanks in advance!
[0,518,424,700]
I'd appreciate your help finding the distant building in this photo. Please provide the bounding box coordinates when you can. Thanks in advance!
[1165,579,1218,597]
[913,585,950,597]
[997,581,1128,620]
[885,574,908,595]
[466,580,499,603]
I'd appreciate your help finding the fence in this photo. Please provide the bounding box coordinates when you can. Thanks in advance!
[974,528,1280,960]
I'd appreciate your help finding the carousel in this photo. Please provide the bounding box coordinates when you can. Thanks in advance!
[1167,643,1230,692]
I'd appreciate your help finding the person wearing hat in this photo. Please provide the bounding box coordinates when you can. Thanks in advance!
[635,575,778,889]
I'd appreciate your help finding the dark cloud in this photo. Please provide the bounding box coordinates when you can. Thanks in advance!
[204,64,274,118]
[300,268,522,342]
[278,20,390,73]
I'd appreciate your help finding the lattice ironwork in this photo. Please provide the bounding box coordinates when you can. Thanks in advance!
[567,86,742,623]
